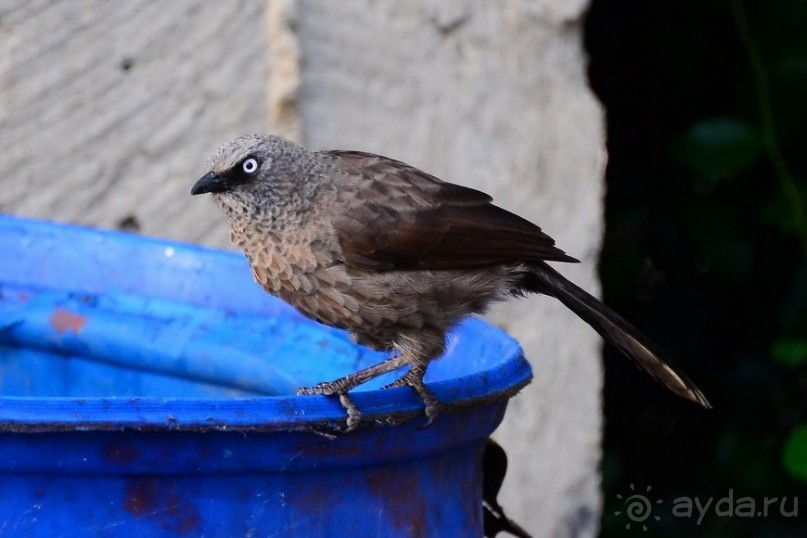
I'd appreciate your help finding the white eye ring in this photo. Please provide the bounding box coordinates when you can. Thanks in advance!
[242,158,259,174]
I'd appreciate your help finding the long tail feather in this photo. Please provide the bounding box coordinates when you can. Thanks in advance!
[527,263,711,408]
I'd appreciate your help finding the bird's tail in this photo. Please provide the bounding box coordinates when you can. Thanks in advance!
[526,263,711,408]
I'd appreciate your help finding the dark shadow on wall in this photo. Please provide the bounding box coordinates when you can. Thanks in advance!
[585,1,807,536]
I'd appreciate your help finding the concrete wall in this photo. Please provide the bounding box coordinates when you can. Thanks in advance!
[0,1,605,535]
[0,0,269,246]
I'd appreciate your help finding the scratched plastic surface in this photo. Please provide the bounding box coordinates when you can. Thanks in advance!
[0,215,531,537]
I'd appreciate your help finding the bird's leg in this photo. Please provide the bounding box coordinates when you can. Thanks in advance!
[380,332,445,426]
[298,354,408,395]
[298,331,445,429]
[297,354,409,431]
[382,364,441,426]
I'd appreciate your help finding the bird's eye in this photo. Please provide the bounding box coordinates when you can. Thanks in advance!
[242,157,259,174]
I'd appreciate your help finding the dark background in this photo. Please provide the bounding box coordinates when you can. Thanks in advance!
[585,0,807,535]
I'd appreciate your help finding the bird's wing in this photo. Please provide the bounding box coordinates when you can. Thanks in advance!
[321,150,578,271]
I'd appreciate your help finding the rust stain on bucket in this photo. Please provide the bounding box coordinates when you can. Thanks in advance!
[50,308,87,335]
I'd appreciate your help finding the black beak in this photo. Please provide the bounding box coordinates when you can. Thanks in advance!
[191,172,227,195]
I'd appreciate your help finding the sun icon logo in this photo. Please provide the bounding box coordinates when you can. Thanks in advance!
[614,484,663,531]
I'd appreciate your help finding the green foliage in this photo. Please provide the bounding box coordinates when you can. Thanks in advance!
[761,183,807,236]
[771,338,807,367]
[782,425,807,482]
[671,117,763,182]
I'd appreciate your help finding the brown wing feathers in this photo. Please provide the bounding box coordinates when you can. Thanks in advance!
[324,151,578,271]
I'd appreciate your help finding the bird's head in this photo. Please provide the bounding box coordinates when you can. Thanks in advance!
[191,134,320,211]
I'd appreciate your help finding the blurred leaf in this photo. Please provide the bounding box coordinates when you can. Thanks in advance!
[671,117,764,182]
[760,182,807,236]
[771,338,807,367]
[782,425,807,482]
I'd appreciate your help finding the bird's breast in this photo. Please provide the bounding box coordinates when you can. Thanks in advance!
[244,236,320,293]
[237,230,365,329]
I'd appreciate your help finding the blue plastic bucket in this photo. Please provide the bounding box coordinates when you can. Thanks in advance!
[0,215,531,537]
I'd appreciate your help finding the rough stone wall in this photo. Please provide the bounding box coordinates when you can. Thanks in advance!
[0,0,269,246]
[0,1,604,536]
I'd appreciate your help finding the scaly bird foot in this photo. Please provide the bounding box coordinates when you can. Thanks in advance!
[298,356,411,432]
[383,369,442,426]
[298,381,362,432]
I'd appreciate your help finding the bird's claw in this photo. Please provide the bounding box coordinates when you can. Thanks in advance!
[338,394,362,432]
[298,368,443,431]
[298,380,344,396]
[383,370,442,427]
[298,382,362,432]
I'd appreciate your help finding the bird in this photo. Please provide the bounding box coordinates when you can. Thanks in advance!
[191,134,711,429]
